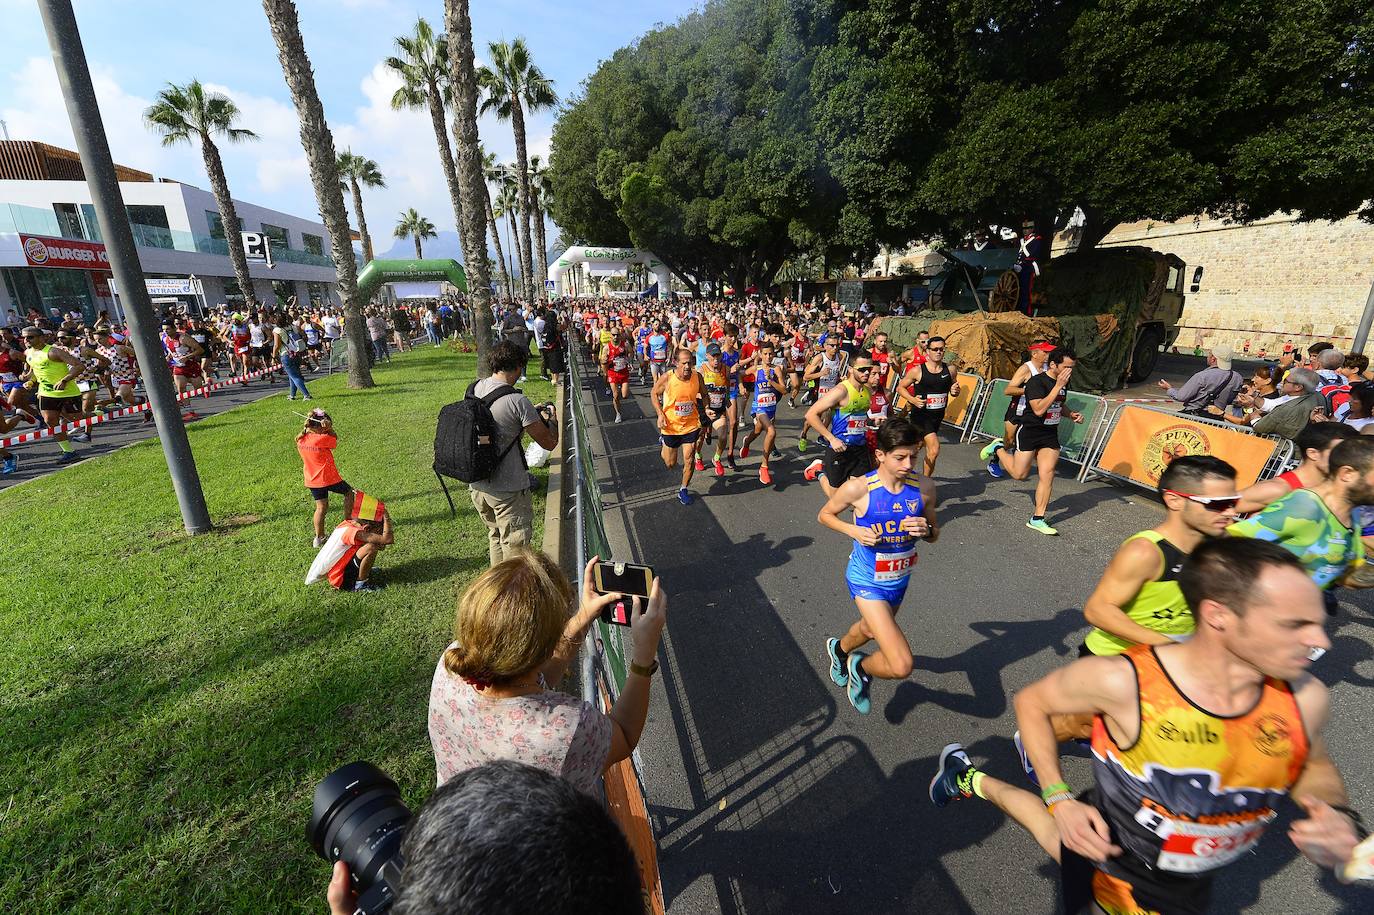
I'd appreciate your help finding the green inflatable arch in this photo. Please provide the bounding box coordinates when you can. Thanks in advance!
[355,258,468,301]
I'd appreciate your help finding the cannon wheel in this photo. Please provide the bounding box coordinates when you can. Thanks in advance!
[988,270,1019,313]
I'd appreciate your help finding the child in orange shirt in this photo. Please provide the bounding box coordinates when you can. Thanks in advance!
[296,409,353,546]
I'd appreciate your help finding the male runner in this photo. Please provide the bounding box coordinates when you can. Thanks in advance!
[803,353,875,496]
[21,325,88,462]
[1004,340,1053,445]
[819,418,938,714]
[866,330,895,421]
[652,348,706,505]
[739,341,786,484]
[698,343,733,476]
[647,323,671,382]
[787,324,812,408]
[603,329,632,424]
[719,324,742,468]
[1236,421,1356,514]
[898,330,930,376]
[931,538,1362,915]
[980,347,1083,535]
[893,335,960,476]
[799,337,847,452]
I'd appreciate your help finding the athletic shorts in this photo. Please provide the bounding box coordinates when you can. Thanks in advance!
[309,480,353,501]
[660,430,699,449]
[172,365,202,378]
[847,579,908,607]
[751,406,777,420]
[823,442,874,487]
[253,344,271,360]
[1014,423,1061,453]
[2,381,22,394]
[113,377,137,388]
[336,555,362,591]
[608,370,629,385]
[38,394,82,413]
[908,409,946,436]
[1004,399,1024,423]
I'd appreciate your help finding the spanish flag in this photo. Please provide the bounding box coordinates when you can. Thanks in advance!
[349,491,385,522]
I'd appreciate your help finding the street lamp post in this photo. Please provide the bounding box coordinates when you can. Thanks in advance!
[37,0,212,534]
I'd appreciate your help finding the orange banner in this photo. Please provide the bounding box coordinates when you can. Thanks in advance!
[600,683,665,915]
[947,372,981,427]
[1096,406,1277,488]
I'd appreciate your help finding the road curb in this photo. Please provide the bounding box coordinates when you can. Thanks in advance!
[542,377,567,571]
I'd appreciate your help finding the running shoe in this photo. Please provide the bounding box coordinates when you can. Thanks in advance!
[352,581,384,593]
[1,455,16,475]
[1013,730,1039,788]
[986,459,1006,479]
[929,743,977,807]
[57,450,80,464]
[804,458,824,482]
[694,456,705,472]
[978,438,1004,463]
[71,431,91,443]
[759,465,772,485]
[1026,518,1059,536]
[678,487,693,505]
[740,444,751,459]
[727,454,739,472]
[713,458,725,477]
[770,448,783,459]
[788,397,796,409]
[826,638,848,687]
[846,650,872,714]
[614,413,623,424]
[313,535,327,548]
[797,437,809,453]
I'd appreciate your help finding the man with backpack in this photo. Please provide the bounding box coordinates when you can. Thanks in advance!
[1156,344,1243,415]
[459,339,558,566]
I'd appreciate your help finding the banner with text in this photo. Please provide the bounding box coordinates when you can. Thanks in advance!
[20,234,110,270]
[1095,405,1277,488]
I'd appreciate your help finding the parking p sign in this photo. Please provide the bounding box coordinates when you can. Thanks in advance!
[241,231,274,267]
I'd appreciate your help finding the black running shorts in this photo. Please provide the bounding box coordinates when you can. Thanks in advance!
[822,441,874,487]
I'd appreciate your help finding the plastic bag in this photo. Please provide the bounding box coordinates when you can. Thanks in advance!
[525,440,551,468]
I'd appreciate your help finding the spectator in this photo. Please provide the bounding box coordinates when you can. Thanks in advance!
[366,310,391,364]
[326,761,642,915]
[305,492,392,592]
[1156,344,1242,414]
[500,306,530,356]
[467,339,558,565]
[391,303,411,353]
[539,308,565,385]
[1317,353,1369,421]
[1252,367,1324,441]
[1212,364,1284,427]
[429,552,668,794]
[271,314,312,401]
[1313,347,1345,386]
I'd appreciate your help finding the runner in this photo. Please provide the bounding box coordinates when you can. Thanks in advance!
[787,323,811,408]
[866,330,895,421]
[980,347,1083,535]
[634,317,652,383]
[603,328,632,424]
[931,538,1361,915]
[819,418,938,714]
[893,335,960,476]
[20,325,88,462]
[799,337,847,452]
[647,322,671,383]
[651,348,706,505]
[698,343,733,477]
[898,330,930,376]
[1236,421,1356,514]
[803,353,875,496]
[738,341,786,484]
[719,324,742,469]
[1003,340,1053,445]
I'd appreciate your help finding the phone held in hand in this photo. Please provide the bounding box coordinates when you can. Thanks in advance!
[594,561,655,627]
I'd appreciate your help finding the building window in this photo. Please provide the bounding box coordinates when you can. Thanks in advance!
[126,204,170,229]
[273,279,296,306]
[262,223,290,251]
[207,211,244,241]
[303,233,324,256]
[53,203,86,239]
[80,204,102,242]
[223,276,245,305]
[306,281,330,307]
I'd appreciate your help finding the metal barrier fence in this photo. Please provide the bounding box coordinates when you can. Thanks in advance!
[964,377,1110,467]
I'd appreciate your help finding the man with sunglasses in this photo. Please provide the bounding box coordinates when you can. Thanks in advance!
[799,336,848,453]
[802,354,875,495]
[892,335,960,476]
[20,325,88,463]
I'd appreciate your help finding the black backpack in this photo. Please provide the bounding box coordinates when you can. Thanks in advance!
[433,382,524,484]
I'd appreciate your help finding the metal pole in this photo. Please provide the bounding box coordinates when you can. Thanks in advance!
[38,0,211,534]
[571,334,597,708]
[1352,277,1374,356]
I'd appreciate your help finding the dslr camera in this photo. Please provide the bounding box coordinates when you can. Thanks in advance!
[309,762,411,914]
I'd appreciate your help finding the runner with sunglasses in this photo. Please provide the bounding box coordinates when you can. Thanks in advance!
[892,336,960,477]
[802,354,875,496]
[799,337,847,453]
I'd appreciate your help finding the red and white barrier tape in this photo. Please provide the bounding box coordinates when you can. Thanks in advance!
[1,364,282,449]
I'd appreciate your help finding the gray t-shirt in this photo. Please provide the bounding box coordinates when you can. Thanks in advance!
[471,376,541,494]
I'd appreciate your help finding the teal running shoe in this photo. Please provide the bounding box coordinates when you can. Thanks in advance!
[826,638,847,687]
[846,650,872,714]
[1026,518,1059,536]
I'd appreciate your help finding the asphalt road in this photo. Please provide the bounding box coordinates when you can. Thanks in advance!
[575,351,1374,915]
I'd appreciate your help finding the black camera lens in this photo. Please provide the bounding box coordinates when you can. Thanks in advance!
[308,762,412,915]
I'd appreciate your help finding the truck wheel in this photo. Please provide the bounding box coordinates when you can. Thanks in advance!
[1128,325,1165,383]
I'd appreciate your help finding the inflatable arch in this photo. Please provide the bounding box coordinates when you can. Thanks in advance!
[548,246,671,299]
[356,258,468,301]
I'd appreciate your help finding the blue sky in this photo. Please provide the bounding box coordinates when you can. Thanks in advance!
[0,0,693,252]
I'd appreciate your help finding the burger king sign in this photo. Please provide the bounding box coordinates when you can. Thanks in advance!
[19,234,110,270]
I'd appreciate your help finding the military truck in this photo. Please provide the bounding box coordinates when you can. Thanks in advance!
[925,245,1186,384]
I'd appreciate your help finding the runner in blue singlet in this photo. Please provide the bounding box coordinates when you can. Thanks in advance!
[818,418,939,714]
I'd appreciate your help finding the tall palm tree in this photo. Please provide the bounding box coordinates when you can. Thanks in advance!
[480,149,513,299]
[528,154,550,301]
[493,183,519,292]
[385,16,466,256]
[336,150,385,264]
[261,0,373,387]
[477,38,556,303]
[444,0,495,375]
[144,81,259,310]
[394,208,437,259]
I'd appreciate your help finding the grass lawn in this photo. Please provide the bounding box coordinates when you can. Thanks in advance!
[0,345,555,913]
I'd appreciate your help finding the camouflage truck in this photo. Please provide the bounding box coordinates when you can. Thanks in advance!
[922,245,1186,388]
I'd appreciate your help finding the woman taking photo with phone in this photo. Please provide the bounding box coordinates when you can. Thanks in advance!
[428,551,668,794]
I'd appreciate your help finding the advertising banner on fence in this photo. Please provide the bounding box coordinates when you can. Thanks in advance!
[945,371,981,427]
[1096,405,1276,487]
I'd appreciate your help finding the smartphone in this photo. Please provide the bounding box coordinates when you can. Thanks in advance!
[594,560,654,597]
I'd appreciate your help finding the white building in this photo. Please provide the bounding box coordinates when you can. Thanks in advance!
[0,140,342,325]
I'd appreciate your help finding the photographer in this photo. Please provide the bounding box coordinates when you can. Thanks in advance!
[469,339,558,567]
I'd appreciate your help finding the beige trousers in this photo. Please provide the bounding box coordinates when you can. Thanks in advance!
[469,487,534,566]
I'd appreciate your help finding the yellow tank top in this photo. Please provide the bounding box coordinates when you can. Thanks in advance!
[27,345,79,397]
[1084,531,1191,656]
[660,371,702,435]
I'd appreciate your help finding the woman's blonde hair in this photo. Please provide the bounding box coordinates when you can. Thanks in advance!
[443,549,574,685]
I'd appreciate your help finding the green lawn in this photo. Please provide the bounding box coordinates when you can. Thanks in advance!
[0,345,554,913]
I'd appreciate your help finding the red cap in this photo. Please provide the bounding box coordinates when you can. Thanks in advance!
[1029,341,1056,352]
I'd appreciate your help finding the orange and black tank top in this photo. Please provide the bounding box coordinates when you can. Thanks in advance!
[1087,645,1308,910]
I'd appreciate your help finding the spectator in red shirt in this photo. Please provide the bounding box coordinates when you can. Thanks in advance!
[296,409,354,547]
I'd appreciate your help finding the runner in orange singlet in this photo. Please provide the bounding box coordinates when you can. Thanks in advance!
[652,348,706,505]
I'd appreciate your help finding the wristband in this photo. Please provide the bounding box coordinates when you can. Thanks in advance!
[1040,782,1071,802]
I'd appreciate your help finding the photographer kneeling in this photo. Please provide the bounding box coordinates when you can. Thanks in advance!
[430,550,667,794]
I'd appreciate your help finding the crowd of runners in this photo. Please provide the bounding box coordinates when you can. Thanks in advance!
[566,294,1374,912]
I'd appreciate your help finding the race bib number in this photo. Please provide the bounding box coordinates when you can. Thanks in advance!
[1138,806,1273,874]
[874,546,916,583]
[869,390,889,419]
[818,383,835,396]
[755,389,776,408]
[651,346,666,361]
[708,392,726,409]
[612,356,627,371]
[925,393,948,410]
[1046,402,1063,426]
[235,345,249,355]
[673,401,694,417]
[845,415,866,435]
[0,372,16,383]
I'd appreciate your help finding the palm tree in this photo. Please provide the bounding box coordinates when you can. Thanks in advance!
[385,16,466,256]
[144,81,259,310]
[493,183,519,293]
[443,0,495,375]
[477,38,556,303]
[261,0,373,387]
[528,154,550,301]
[481,149,513,299]
[395,208,437,259]
[336,150,385,264]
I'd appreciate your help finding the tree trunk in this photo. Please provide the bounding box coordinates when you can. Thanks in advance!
[485,189,511,300]
[534,198,548,302]
[261,0,373,387]
[510,100,536,303]
[350,177,373,263]
[426,74,466,256]
[504,215,516,293]
[199,136,256,310]
[444,0,494,376]
[414,234,423,259]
